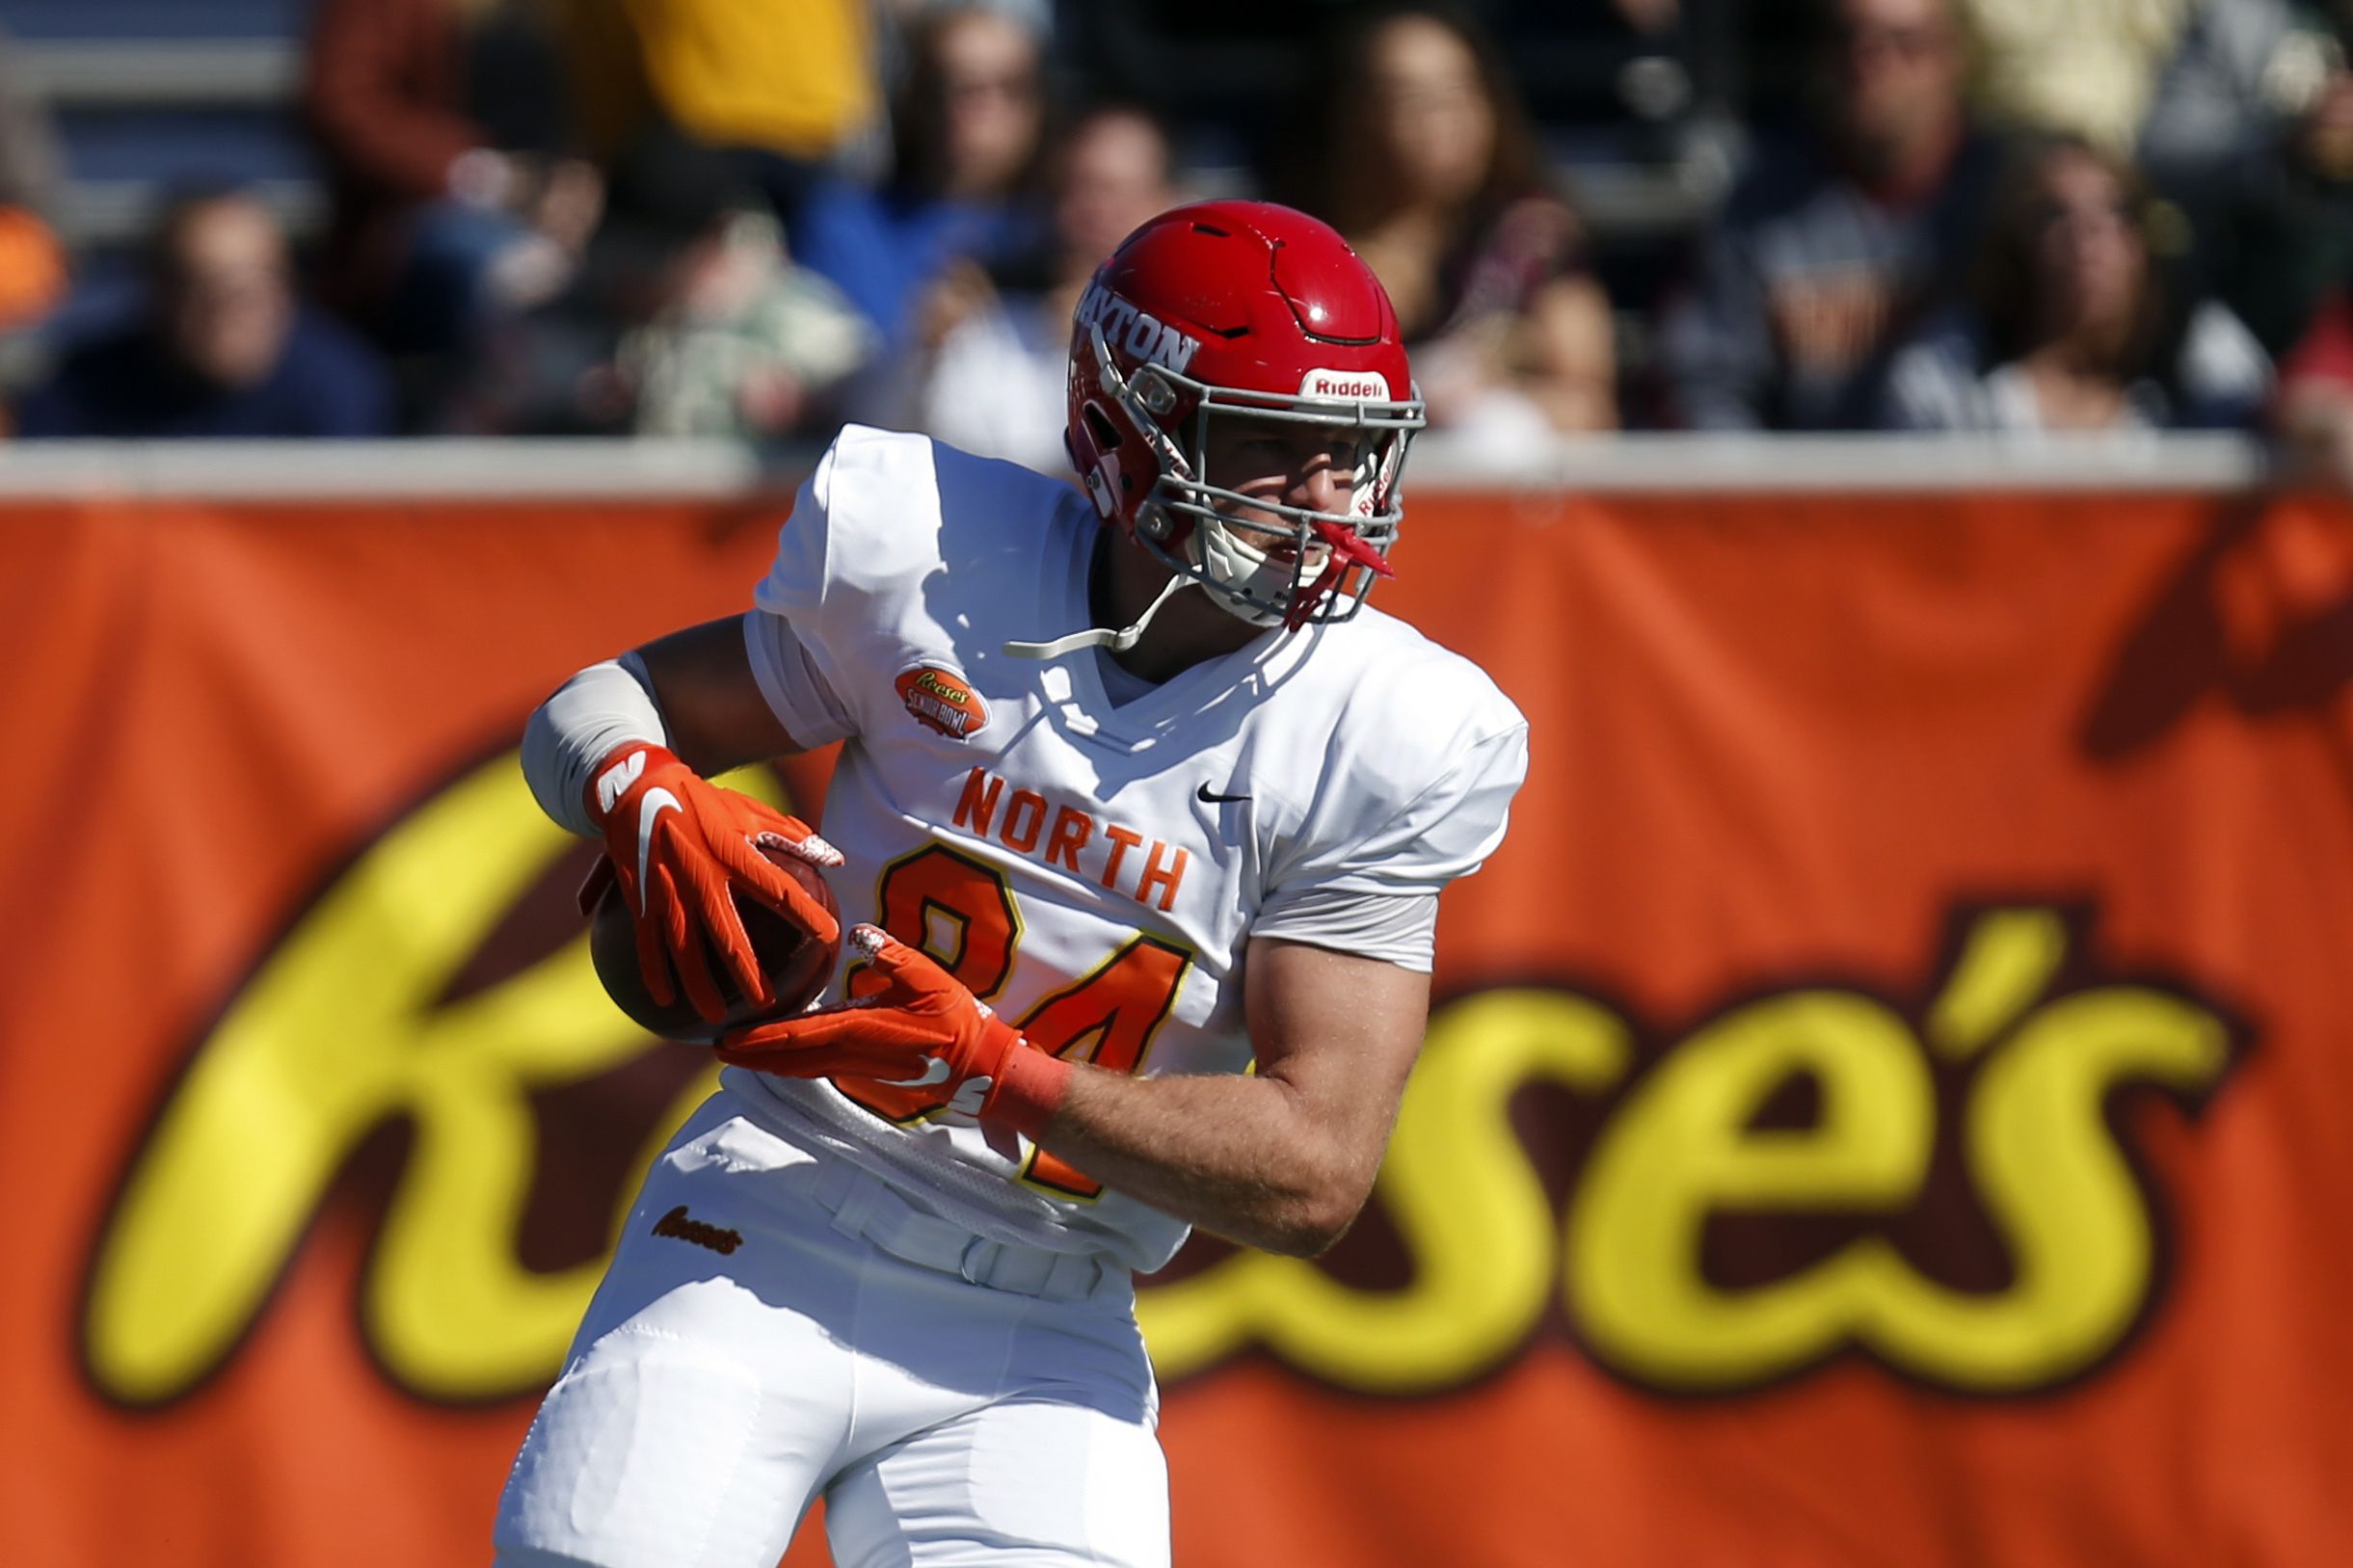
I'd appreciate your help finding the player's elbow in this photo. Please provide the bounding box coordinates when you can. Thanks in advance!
[1240,1074,1393,1255]
[1259,1170,1375,1259]
[1270,1209,1357,1260]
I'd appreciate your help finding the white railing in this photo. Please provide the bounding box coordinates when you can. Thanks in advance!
[0,432,2278,500]
[14,40,300,105]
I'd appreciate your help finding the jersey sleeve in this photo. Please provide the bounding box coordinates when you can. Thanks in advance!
[1265,721,1528,897]
[1250,886,1440,972]
[746,439,862,745]
[742,609,857,749]
[1254,714,1525,969]
[744,423,1075,748]
[753,435,838,625]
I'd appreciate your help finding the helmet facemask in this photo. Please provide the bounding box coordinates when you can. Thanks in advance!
[1092,323,1426,633]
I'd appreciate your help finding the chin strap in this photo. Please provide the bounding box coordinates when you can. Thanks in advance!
[1003,571,1190,661]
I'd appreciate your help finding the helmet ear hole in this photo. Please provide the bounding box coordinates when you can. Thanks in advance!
[1083,403,1123,451]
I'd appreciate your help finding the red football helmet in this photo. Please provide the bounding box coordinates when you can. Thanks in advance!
[1061,199,1425,637]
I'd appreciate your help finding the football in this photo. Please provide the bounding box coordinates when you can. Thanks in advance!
[588,845,842,1041]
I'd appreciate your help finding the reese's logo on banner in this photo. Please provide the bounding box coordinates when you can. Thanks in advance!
[78,755,2250,1410]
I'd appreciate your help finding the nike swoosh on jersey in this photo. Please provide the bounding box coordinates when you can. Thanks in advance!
[635,787,682,904]
[1196,783,1251,804]
[881,1055,953,1090]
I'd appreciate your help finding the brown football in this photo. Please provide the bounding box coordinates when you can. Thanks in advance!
[589,845,842,1042]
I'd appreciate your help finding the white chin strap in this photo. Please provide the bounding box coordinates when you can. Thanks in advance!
[1003,571,1191,661]
[1192,518,1306,628]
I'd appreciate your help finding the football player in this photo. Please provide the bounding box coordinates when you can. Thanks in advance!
[496,200,1527,1568]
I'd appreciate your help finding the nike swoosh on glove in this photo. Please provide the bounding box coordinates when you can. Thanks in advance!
[716,925,1073,1134]
[586,742,842,1023]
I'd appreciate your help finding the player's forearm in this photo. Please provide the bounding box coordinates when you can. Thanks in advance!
[521,618,812,837]
[1029,1066,1379,1258]
[520,654,669,836]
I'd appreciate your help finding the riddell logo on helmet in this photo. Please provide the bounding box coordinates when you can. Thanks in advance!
[896,663,989,740]
[1300,369,1392,401]
[1078,283,1202,375]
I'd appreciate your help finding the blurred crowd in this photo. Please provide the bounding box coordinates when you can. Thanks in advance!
[4,0,2353,481]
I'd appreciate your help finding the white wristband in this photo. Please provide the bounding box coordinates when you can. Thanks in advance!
[520,652,669,837]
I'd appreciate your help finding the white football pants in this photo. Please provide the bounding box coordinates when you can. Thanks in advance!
[492,1096,1169,1568]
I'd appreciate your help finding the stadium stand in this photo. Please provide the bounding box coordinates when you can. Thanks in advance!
[4,0,315,251]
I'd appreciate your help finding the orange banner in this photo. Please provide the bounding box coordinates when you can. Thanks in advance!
[4,485,2349,1566]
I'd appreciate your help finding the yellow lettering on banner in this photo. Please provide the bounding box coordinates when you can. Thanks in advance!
[1927,908,2069,1059]
[1565,993,1936,1389]
[82,754,759,1405]
[1873,988,2229,1389]
[1140,990,1628,1392]
[1561,912,2234,1394]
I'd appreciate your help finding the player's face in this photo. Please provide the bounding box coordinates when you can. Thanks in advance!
[1199,415,1363,557]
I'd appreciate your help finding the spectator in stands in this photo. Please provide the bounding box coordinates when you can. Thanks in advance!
[2265,281,2353,490]
[0,21,66,335]
[0,204,63,339]
[2138,2,2353,365]
[305,0,602,357]
[1657,0,2003,430]
[2137,0,2330,183]
[455,129,870,439]
[1878,137,2270,432]
[14,188,392,439]
[1279,3,1618,443]
[0,24,59,223]
[1061,0,1731,173]
[791,4,1050,351]
[556,0,878,231]
[1961,0,2192,154]
[884,101,1180,471]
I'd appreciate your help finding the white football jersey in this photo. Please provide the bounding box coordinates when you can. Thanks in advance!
[722,426,1528,1272]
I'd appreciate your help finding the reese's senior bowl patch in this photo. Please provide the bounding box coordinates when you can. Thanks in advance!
[896,662,989,740]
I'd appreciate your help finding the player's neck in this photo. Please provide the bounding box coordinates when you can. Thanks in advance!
[1092,530,1261,684]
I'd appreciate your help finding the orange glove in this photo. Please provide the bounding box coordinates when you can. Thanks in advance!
[586,741,842,1023]
[717,925,1073,1135]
